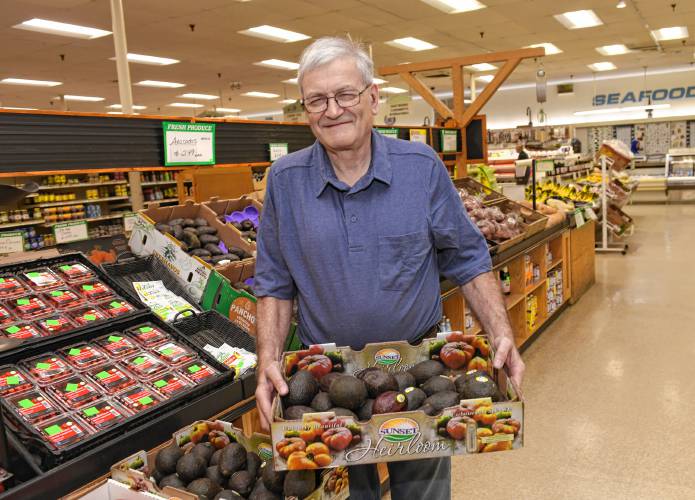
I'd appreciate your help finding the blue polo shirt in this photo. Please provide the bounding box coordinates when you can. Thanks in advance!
[254,130,491,349]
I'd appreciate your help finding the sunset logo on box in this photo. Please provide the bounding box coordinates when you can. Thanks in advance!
[257,442,273,461]
[374,348,401,366]
[379,418,419,443]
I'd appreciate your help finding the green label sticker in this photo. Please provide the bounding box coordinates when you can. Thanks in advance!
[18,399,33,409]
[46,320,60,326]
[36,362,51,370]
[82,285,94,291]
[188,365,201,373]
[50,291,64,297]
[16,299,30,306]
[68,348,81,356]
[84,314,97,321]
[6,326,20,334]
[153,380,167,388]
[138,396,153,405]
[5,375,20,385]
[26,272,41,278]
[95,371,110,380]
[109,301,122,308]
[108,335,122,343]
[0,279,4,283]
[161,348,174,356]
[65,383,79,392]
[133,357,146,365]
[44,425,62,436]
[60,265,72,271]
[83,407,99,417]
[139,326,153,333]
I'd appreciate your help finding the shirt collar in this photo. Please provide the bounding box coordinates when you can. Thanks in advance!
[313,129,393,197]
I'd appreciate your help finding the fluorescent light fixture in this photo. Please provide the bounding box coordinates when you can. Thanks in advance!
[476,74,495,83]
[380,87,408,94]
[386,37,438,51]
[525,43,563,55]
[109,53,179,65]
[651,26,689,41]
[216,107,241,113]
[136,80,185,88]
[373,78,388,85]
[574,103,670,116]
[107,104,147,110]
[61,95,105,102]
[107,111,139,115]
[588,61,617,71]
[242,91,280,98]
[616,1,626,7]
[168,102,204,108]
[466,63,497,71]
[554,10,603,30]
[0,107,37,110]
[279,99,298,104]
[464,99,472,104]
[240,110,283,119]
[254,59,300,70]
[13,18,111,39]
[179,93,219,100]
[283,78,298,85]
[596,44,630,56]
[1,78,61,87]
[239,25,310,43]
[420,0,486,13]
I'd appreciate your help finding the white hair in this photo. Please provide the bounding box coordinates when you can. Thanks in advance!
[297,37,374,92]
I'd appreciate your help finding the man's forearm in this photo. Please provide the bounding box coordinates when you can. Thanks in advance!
[461,271,514,344]
[257,296,293,366]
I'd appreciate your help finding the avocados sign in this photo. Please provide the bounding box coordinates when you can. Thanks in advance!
[593,86,695,106]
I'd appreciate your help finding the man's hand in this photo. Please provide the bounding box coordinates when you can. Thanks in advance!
[255,359,288,431]
[492,336,525,390]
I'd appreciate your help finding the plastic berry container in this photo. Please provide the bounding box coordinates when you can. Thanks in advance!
[78,399,131,432]
[116,385,163,414]
[47,375,102,410]
[147,371,194,398]
[0,275,27,300]
[21,354,74,385]
[59,343,109,371]
[99,298,136,318]
[0,365,34,396]
[121,352,169,379]
[93,333,139,359]
[34,315,76,337]
[7,390,61,424]
[179,361,220,385]
[0,304,15,327]
[53,262,95,285]
[151,341,197,368]
[76,281,114,302]
[127,324,169,348]
[34,414,92,450]
[68,306,109,327]
[43,288,86,311]
[20,269,64,292]
[8,295,53,321]
[2,323,43,341]
[87,364,136,394]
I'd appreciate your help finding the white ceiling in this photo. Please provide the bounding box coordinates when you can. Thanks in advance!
[0,0,694,117]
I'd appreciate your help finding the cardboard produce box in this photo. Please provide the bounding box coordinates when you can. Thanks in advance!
[202,195,263,251]
[111,420,348,500]
[271,333,523,471]
[202,263,256,336]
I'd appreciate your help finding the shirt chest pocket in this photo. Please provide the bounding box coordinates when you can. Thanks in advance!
[378,231,432,291]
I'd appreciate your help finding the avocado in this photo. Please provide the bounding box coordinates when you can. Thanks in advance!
[241,220,255,231]
[357,399,374,421]
[205,243,223,255]
[372,391,407,414]
[408,360,445,385]
[195,218,209,227]
[417,403,437,416]
[284,470,316,499]
[218,443,247,477]
[246,451,262,478]
[155,441,183,475]
[310,392,332,412]
[261,460,286,494]
[183,218,196,227]
[249,481,281,500]
[176,453,206,483]
[184,226,199,234]
[197,226,218,235]
[319,371,341,392]
[283,370,319,407]
[360,370,398,398]
[188,477,222,500]
[455,372,502,401]
[404,387,427,410]
[155,223,172,234]
[393,371,416,392]
[329,407,359,420]
[228,470,254,496]
[422,391,460,413]
[182,231,201,250]
[328,375,367,410]
[210,449,222,466]
[159,473,186,489]
[421,375,456,396]
[169,218,184,227]
[173,224,184,240]
[215,490,243,500]
[284,405,314,420]
[200,234,220,245]
[151,468,165,485]
[191,443,215,464]
[206,465,227,486]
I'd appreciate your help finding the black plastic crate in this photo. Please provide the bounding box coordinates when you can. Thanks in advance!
[172,310,257,399]
[0,313,238,471]
[101,253,200,310]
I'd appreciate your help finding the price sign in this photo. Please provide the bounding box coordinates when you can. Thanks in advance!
[163,122,216,166]
[123,213,138,232]
[53,221,88,244]
[269,143,289,161]
[440,129,458,153]
[0,231,24,254]
[376,128,399,139]
[584,207,598,221]
[409,128,428,144]
[574,209,586,228]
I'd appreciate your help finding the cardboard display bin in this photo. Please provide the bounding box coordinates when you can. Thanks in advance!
[202,195,263,251]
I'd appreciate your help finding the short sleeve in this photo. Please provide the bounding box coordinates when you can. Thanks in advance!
[253,171,297,299]
[429,159,492,285]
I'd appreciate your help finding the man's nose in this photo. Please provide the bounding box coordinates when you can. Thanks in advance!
[324,97,344,119]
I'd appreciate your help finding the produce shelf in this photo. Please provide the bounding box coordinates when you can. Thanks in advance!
[0,219,45,229]
[31,196,130,208]
[141,180,177,186]
[37,181,127,190]
[42,213,127,227]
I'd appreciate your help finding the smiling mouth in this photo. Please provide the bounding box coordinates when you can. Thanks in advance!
[323,121,352,128]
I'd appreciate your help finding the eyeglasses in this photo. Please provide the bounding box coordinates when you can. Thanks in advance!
[302,84,371,113]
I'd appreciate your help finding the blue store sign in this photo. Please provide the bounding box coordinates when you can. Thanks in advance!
[593,86,695,106]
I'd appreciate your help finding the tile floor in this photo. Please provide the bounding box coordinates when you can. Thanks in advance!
[390,204,695,499]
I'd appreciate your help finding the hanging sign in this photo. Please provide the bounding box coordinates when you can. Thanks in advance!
[162,122,216,166]
[387,94,411,116]
[269,143,289,161]
[376,128,399,139]
[409,128,428,144]
[440,129,458,152]
[282,101,304,122]
[0,231,24,254]
[53,221,89,244]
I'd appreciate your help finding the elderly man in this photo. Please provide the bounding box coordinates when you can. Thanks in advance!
[254,37,524,499]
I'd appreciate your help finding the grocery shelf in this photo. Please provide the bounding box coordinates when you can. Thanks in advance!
[144,198,178,205]
[141,180,177,186]
[525,279,545,295]
[38,180,127,190]
[504,293,525,310]
[43,213,127,227]
[31,196,130,208]
[0,218,45,229]
[548,258,563,271]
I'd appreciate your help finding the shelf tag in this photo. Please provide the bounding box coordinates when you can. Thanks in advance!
[53,221,88,244]
[0,231,24,254]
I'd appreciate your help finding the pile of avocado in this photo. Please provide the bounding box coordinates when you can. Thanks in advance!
[154,217,252,265]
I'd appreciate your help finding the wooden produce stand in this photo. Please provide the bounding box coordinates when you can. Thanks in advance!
[569,220,596,304]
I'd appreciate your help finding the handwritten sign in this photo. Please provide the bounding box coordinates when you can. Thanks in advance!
[163,122,216,166]
[269,143,289,161]
[53,221,88,244]
[0,231,24,254]
[440,129,458,153]
[376,128,399,139]
[123,213,138,232]
[409,128,428,144]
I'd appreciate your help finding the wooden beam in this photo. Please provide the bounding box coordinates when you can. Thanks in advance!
[460,57,522,127]
[379,47,544,76]
[451,64,464,124]
[398,72,453,120]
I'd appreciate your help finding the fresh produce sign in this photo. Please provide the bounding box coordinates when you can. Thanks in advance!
[163,122,216,166]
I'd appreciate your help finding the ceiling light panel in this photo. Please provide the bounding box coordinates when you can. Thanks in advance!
[242,91,280,98]
[61,95,104,102]
[13,18,111,39]
[110,53,179,65]
[380,87,408,94]
[254,59,299,70]
[420,0,486,14]
[216,108,241,113]
[0,107,37,111]
[588,61,617,71]
[466,63,497,71]
[136,80,185,88]
[476,75,495,82]
[373,78,388,85]
[168,103,204,108]
[107,104,147,110]
[525,43,562,55]
[283,78,298,85]
[386,37,438,51]
[179,93,219,100]
[596,44,630,56]
[651,26,689,41]
[279,99,298,104]
[239,25,310,43]
[1,78,62,87]
[554,10,603,29]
